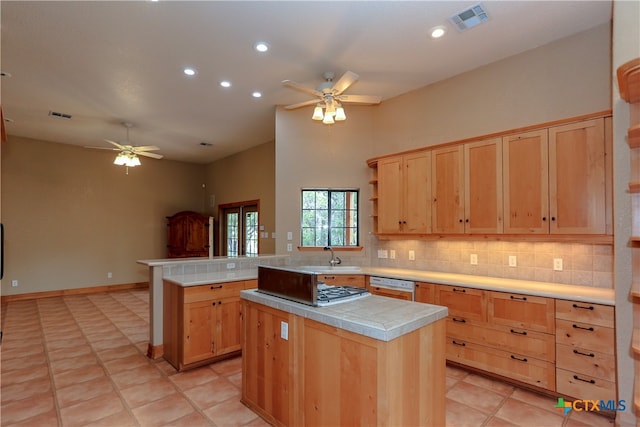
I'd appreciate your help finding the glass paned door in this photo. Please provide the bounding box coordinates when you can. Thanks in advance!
[221,203,259,256]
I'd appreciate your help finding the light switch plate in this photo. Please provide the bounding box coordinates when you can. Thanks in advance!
[508,255,517,267]
[553,258,563,271]
[470,254,478,265]
[409,250,415,261]
[280,321,288,340]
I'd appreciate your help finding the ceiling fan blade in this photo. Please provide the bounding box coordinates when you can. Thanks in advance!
[84,145,119,151]
[282,80,321,97]
[133,145,160,152]
[332,71,359,95]
[336,94,382,105]
[104,139,125,150]
[284,99,321,110]
[137,151,163,159]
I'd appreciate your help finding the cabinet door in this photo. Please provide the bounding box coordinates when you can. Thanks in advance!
[215,296,243,355]
[464,138,503,233]
[432,146,465,233]
[183,300,215,365]
[415,282,435,304]
[404,151,431,233]
[377,156,403,234]
[185,215,209,252]
[549,118,606,234]
[502,130,549,234]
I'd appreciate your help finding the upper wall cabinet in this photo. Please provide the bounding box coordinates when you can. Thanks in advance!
[431,139,503,234]
[378,151,431,234]
[368,113,612,239]
[548,119,606,234]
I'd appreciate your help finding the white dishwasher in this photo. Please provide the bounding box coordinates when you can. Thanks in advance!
[368,276,415,301]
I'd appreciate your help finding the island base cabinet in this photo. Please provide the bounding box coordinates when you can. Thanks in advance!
[241,300,446,427]
[446,338,555,390]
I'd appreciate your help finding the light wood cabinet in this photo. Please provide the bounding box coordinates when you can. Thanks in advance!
[242,300,446,427]
[435,284,486,322]
[503,130,549,234]
[378,151,431,234]
[369,286,413,300]
[549,119,606,234]
[431,146,465,233]
[488,291,555,334]
[555,299,616,401]
[317,274,365,288]
[464,138,503,233]
[163,279,254,371]
[415,282,436,304]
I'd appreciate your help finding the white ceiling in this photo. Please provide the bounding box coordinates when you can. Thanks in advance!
[1,1,611,164]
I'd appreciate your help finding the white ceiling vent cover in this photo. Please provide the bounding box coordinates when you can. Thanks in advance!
[449,3,489,32]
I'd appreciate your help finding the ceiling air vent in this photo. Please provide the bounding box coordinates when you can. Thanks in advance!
[48,110,72,120]
[449,3,489,32]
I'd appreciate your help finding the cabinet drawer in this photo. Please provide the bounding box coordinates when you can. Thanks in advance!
[555,299,614,328]
[447,319,555,362]
[556,343,616,382]
[436,285,486,322]
[555,319,615,355]
[556,368,616,402]
[244,279,258,289]
[184,281,245,303]
[488,291,554,334]
[320,274,365,288]
[446,338,555,390]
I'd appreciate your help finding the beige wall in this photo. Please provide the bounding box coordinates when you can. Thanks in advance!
[204,140,276,255]
[1,136,206,295]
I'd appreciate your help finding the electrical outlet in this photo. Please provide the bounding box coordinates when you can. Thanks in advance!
[389,250,396,259]
[287,232,293,240]
[280,321,288,340]
[107,272,113,279]
[470,254,478,265]
[508,255,517,267]
[553,258,563,271]
[377,249,388,259]
[409,250,415,261]
[11,280,18,287]
[226,263,236,269]
[287,243,293,252]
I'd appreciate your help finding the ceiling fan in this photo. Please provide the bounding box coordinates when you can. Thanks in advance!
[282,71,381,124]
[85,122,163,169]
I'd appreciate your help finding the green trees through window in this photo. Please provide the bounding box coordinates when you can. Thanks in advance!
[301,189,359,247]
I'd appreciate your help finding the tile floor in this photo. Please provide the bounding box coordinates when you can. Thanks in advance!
[0,289,616,427]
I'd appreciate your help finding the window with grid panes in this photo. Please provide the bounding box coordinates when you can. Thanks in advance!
[301,189,359,247]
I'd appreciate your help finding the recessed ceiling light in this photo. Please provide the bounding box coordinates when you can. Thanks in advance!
[183,67,197,76]
[254,42,269,53]
[220,80,231,88]
[252,91,262,98]
[430,25,447,39]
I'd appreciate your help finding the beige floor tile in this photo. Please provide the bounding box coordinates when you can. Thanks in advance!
[49,353,100,374]
[59,390,125,426]
[0,409,60,427]
[0,392,57,425]
[168,411,215,427]
[446,364,471,380]
[1,364,50,386]
[55,375,115,408]
[47,344,94,361]
[445,397,490,427]
[110,364,163,389]
[102,352,152,374]
[446,379,507,415]
[131,393,197,427]
[119,378,179,409]
[1,376,52,402]
[566,409,616,426]
[52,364,107,389]
[210,355,242,376]
[82,410,138,427]
[484,416,520,426]
[493,398,565,427]
[169,366,220,391]
[183,376,241,410]
[96,344,141,362]
[203,398,260,426]
[462,373,516,396]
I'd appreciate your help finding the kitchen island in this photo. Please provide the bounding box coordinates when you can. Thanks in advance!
[240,289,448,427]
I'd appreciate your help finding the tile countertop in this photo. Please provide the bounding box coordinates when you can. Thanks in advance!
[240,289,448,342]
[163,266,615,306]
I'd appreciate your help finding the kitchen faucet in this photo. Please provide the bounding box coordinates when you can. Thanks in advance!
[323,246,342,266]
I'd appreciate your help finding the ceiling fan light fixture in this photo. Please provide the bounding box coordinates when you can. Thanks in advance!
[126,154,141,167]
[312,105,324,121]
[322,113,335,125]
[335,106,346,121]
[114,152,128,166]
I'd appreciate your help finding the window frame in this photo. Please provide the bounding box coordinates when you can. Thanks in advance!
[300,188,360,248]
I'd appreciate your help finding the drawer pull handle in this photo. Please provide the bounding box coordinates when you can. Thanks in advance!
[573,349,595,358]
[509,295,527,301]
[210,285,223,290]
[453,288,466,293]
[324,275,336,280]
[510,329,527,336]
[452,340,466,347]
[572,303,594,311]
[573,375,596,384]
[452,317,466,323]
[572,324,595,332]
[510,355,528,362]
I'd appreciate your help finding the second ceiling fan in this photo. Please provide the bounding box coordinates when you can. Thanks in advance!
[282,71,381,124]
